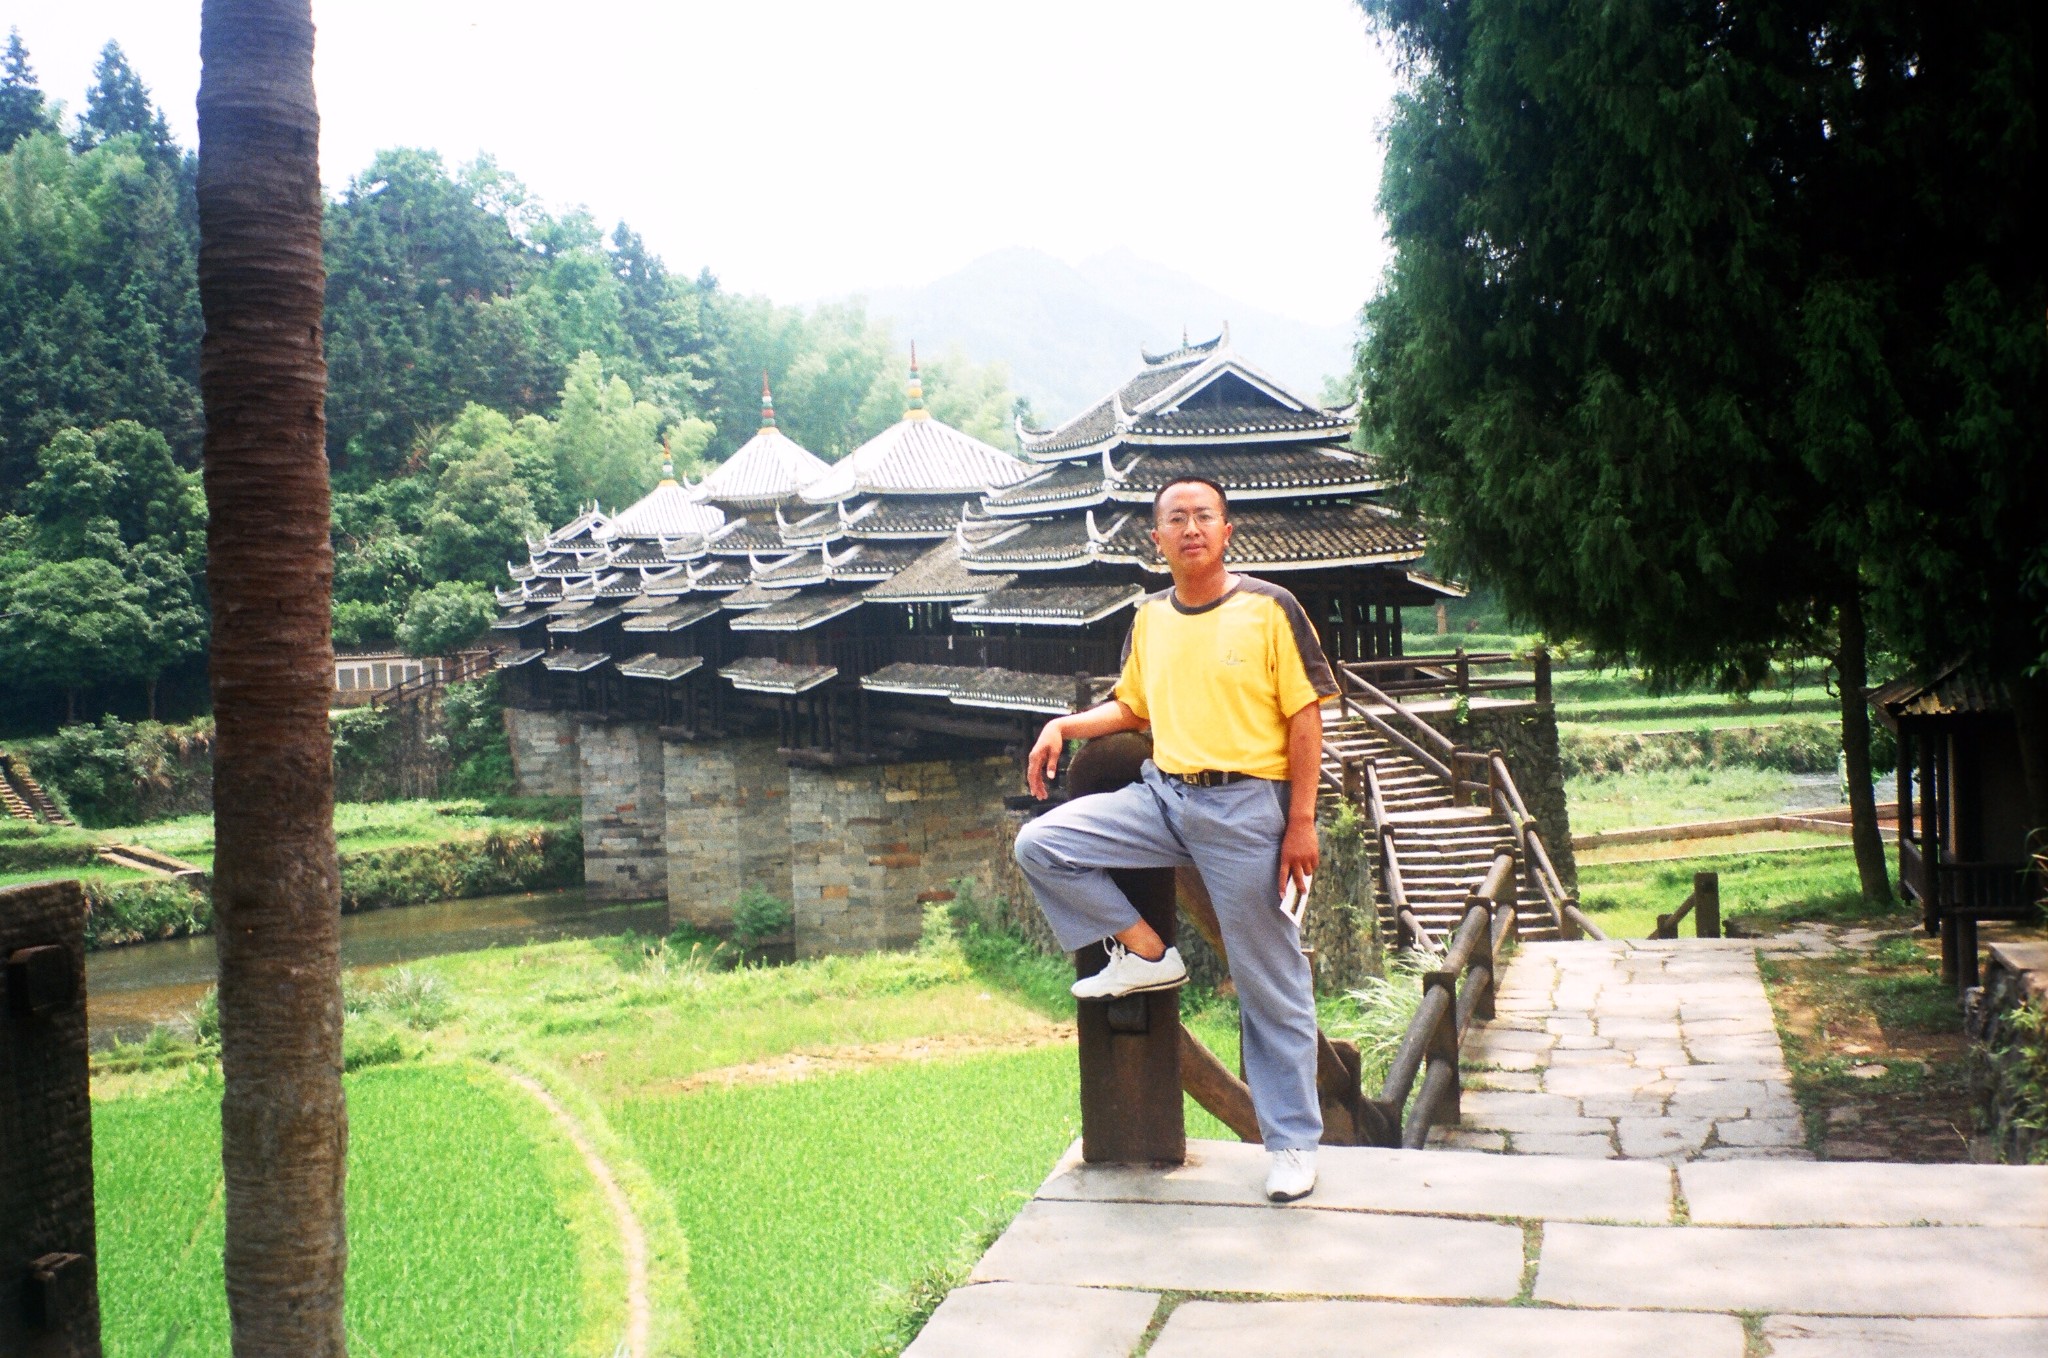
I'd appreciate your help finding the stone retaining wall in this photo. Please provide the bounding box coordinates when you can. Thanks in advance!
[577,720,667,902]
[664,737,791,930]
[505,707,580,797]
[1419,700,1579,893]
[788,756,1014,958]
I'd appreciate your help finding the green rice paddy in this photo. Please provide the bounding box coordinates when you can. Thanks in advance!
[95,1062,594,1357]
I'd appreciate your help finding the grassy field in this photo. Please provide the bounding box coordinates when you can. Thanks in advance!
[1566,766,1820,834]
[90,907,1422,1357]
[95,1062,601,1357]
[1574,843,1864,939]
[119,797,574,870]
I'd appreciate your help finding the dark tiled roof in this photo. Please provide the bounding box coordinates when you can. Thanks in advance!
[494,648,546,668]
[548,606,625,635]
[860,663,1086,715]
[759,540,928,587]
[615,653,705,682]
[607,540,674,566]
[1118,446,1385,496]
[721,581,798,611]
[709,520,789,554]
[864,540,1014,603]
[1129,404,1352,440]
[775,505,844,546]
[622,600,724,633]
[983,445,1388,519]
[1213,504,1424,570]
[727,590,868,633]
[1870,661,2010,725]
[861,662,977,698]
[1023,360,1201,455]
[841,496,965,539]
[687,560,753,591]
[542,599,596,617]
[951,583,1144,627]
[951,668,1083,714]
[491,608,545,631]
[958,514,1104,569]
[542,650,609,673]
[719,656,838,694]
[982,460,1110,514]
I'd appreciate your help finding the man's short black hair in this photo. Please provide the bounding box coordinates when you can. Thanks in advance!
[1152,476,1230,521]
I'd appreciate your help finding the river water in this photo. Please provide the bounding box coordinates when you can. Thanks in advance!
[86,888,667,1047]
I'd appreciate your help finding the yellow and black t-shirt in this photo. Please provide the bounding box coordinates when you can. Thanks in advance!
[1112,576,1339,781]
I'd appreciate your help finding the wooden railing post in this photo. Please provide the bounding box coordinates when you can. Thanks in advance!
[1693,871,1720,939]
[1064,733,1184,1166]
[1342,755,1362,808]
[1532,644,1552,705]
[1454,646,1469,696]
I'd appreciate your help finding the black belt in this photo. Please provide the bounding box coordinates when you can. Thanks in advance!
[1165,769,1255,788]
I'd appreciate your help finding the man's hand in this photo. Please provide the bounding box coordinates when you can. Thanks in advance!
[1026,718,1066,800]
[1279,813,1319,898]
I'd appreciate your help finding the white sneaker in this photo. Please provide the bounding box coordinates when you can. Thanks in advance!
[1266,1147,1317,1202]
[1069,942,1188,1000]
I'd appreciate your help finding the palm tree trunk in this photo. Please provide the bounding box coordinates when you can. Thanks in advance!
[196,4,346,1354]
[1836,589,1891,904]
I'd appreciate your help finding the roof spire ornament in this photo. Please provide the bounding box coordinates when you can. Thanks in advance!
[904,342,929,421]
[659,437,677,486]
[760,371,777,430]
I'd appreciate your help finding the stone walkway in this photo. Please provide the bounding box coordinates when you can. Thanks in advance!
[1438,938,1810,1160]
[908,1140,2048,1356]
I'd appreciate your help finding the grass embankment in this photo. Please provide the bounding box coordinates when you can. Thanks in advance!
[0,797,585,947]
[95,908,1422,1357]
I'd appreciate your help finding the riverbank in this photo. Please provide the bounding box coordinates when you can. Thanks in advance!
[0,797,583,949]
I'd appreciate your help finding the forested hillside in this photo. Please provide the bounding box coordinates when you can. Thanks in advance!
[0,32,1017,732]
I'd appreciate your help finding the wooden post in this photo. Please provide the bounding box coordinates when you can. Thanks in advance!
[1422,970,1461,1126]
[1693,871,1720,939]
[1454,646,1469,696]
[1532,645,1552,706]
[1342,755,1362,807]
[1435,601,1448,635]
[1066,734,1184,1165]
[1,881,103,1358]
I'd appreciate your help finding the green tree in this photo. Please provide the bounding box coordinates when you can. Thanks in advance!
[1354,0,2042,892]
[72,41,180,170]
[548,351,663,515]
[0,556,149,721]
[0,28,56,152]
[397,579,496,656]
[421,438,540,586]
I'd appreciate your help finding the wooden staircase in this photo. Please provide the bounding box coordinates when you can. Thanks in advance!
[1322,722,1557,942]
[1319,662,1587,948]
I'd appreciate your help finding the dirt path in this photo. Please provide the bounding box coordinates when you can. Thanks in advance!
[662,1024,1075,1095]
[498,1067,651,1358]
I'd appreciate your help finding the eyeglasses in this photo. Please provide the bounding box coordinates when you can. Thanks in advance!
[1159,510,1223,530]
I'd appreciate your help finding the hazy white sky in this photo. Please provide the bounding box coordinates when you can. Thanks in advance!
[11,1,1398,325]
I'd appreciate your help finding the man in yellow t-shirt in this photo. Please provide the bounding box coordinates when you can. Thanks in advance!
[1012,475,1337,1201]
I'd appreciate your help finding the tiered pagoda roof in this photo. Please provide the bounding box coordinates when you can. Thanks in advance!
[497,333,1451,734]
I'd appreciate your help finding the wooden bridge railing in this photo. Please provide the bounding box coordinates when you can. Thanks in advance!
[1329,668,1587,941]
[1651,871,1722,940]
[370,648,496,709]
[1377,851,1520,1148]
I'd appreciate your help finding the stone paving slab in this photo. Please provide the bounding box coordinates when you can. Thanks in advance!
[1147,1299,1745,1358]
[1448,938,1812,1161]
[1760,1316,2048,1357]
[972,1199,1524,1300]
[902,1282,1159,1358]
[1036,1137,1674,1223]
[1682,1160,2048,1226]
[1535,1223,2048,1315]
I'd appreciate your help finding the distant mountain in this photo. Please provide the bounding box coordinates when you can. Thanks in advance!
[858,248,1356,423]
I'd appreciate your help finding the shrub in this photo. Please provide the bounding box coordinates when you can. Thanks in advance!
[730,884,793,947]
[442,673,514,797]
[0,821,102,870]
[84,878,213,948]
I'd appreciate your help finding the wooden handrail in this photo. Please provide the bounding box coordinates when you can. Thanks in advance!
[1341,672,1459,760]
[1369,849,1521,1148]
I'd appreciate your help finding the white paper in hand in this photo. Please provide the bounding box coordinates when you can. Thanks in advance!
[1280,874,1311,927]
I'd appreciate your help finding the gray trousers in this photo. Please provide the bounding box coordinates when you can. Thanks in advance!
[1013,761,1322,1150]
